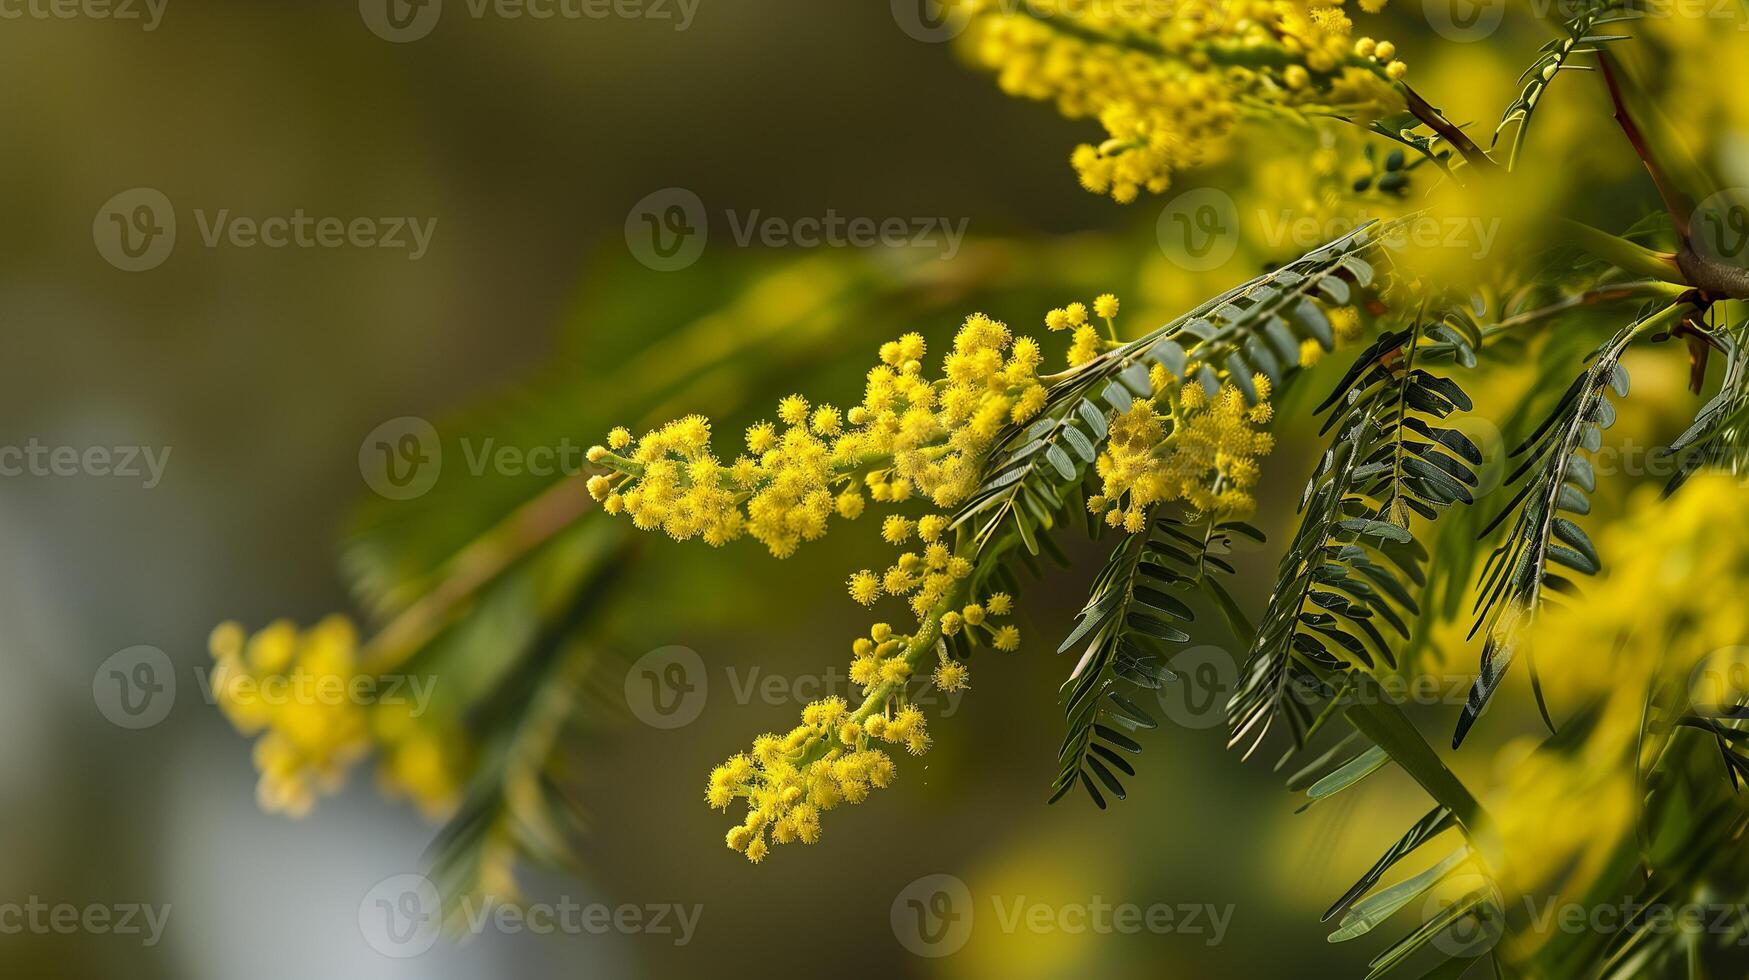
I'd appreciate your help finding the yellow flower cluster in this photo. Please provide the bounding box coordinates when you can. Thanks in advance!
[1047,293,1122,366]
[1088,372,1274,525]
[209,617,464,820]
[1458,475,1749,915]
[707,696,910,863]
[712,566,1018,862]
[958,0,1406,201]
[372,701,467,821]
[1522,472,1749,710]
[589,314,1049,555]
[209,617,371,817]
[846,512,978,615]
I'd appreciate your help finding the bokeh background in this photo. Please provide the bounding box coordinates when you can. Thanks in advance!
[5,2,1748,977]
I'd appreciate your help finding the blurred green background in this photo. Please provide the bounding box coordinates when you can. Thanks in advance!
[4,2,1743,977]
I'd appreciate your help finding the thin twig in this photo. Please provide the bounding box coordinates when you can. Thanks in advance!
[1599,52,1690,240]
[1400,84,1497,175]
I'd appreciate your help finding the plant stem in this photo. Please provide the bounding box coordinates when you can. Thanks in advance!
[1399,83,1497,175]
[1558,219,1686,285]
[360,477,596,674]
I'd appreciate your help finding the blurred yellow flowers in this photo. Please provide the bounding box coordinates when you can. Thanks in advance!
[209,617,463,821]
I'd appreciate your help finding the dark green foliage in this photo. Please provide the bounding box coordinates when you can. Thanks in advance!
[1230,322,1479,757]
[1662,318,1749,494]
[1457,321,1641,746]
[1049,517,1256,808]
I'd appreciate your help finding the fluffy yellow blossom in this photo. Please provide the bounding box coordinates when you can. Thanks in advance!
[710,552,1022,862]
[933,660,970,692]
[1088,374,1274,525]
[210,617,372,818]
[710,677,915,861]
[591,312,1050,554]
[847,569,882,606]
[372,711,466,822]
[1329,306,1364,344]
[959,0,1405,201]
[1069,326,1104,366]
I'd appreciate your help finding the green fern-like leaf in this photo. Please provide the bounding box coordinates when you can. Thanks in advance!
[1230,321,1480,757]
[1049,517,1255,808]
[1456,314,1653,746]
[1494,0,1637,170]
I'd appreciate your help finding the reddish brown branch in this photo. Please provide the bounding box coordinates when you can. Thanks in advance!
[1401,85,1497,175]
[1599,52,1691,241]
